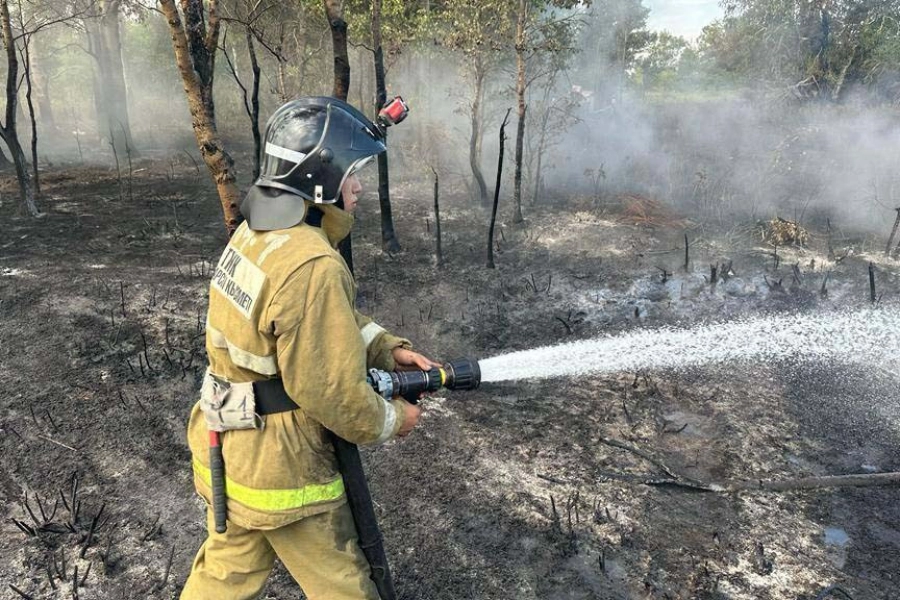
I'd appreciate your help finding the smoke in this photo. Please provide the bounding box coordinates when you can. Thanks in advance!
[383,10,900,240]
[18,1,900,244]
[541,95,900,233]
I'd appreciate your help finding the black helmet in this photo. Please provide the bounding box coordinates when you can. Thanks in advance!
[242,97,386,231]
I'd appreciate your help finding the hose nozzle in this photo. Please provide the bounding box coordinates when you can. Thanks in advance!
[442,357,481,391]
[368,357,480,403]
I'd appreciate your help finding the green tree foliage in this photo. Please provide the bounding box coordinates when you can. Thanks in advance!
[576,0,651,104]
[345,0,429,53]
[708,0,900,101]
[633,31,690,93]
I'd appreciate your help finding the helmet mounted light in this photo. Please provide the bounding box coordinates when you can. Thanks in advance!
[377,96,409,129]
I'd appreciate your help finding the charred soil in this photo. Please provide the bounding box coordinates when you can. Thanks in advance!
[1,162,898,600]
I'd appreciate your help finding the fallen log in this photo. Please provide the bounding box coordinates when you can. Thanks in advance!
[598,471,900,493]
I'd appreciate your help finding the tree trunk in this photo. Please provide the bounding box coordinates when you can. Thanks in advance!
[324,0,350,101]
[275,24,289,103]
[532,87,553,206]
[323,0,353,269]
[21,34,39,195]
[372,0,400,252]
[532,130,545,206]
[246,28,261,181]
[159,0,243,235]
[83,16,107,142]
[100,0,134,153]
[512,0,527,224]
[85,0,135,154]
[0,0,37,216]
[469,57,488,206]
[2,131,35,214]
[30,34,54,129]
[356,46,366,113]
[15,0,40,195]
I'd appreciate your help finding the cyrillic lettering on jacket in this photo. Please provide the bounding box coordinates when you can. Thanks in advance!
[211,247,266,319]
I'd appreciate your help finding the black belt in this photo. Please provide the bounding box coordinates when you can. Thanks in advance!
[253,379,299,415]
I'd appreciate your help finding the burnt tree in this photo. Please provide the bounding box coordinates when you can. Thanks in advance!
[244,30,261,180]
[17,9,40,196]
[220,26,262,180]
[487,109,511,269]
[160,0,243,235]
[431,166,442,267]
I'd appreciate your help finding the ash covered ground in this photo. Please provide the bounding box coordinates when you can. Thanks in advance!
[0,160,898,599]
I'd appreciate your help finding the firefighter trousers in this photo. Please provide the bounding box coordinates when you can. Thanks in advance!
[180,503,379,600]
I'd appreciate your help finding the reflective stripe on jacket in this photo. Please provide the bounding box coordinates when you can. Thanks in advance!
[187,202,411,530]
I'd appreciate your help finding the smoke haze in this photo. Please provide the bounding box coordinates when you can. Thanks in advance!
[14,2,900,240]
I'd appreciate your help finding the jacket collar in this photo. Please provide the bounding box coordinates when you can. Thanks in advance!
[304,201,354,248]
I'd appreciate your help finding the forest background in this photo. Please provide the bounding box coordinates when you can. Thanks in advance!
[3,0,900,239]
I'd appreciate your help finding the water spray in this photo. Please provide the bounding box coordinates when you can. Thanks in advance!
[365,308,900,400]
[476,307,900,384]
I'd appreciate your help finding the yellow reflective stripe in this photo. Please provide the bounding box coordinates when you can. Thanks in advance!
[193,458,345,512]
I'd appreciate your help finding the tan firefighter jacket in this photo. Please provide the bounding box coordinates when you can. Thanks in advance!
[187,201,411,530]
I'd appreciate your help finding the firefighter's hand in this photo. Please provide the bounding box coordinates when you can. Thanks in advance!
[392,347,441,371]
[396,399,421,437]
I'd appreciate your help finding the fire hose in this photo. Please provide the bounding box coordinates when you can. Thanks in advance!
[338,357,481,600]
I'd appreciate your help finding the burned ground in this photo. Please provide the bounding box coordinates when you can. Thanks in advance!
[0,161,898,599]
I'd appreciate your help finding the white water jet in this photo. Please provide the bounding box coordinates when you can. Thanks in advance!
[478,308,900,383]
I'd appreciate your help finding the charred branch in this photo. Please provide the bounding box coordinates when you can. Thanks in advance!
[598,436,680,480]
[487,108,511,269]
[8,584,33,599]
[431,166,443,267]
[80,502,106,558]
[868,262,876,303]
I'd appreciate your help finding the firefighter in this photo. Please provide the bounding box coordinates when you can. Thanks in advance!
[181,97,436,600]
